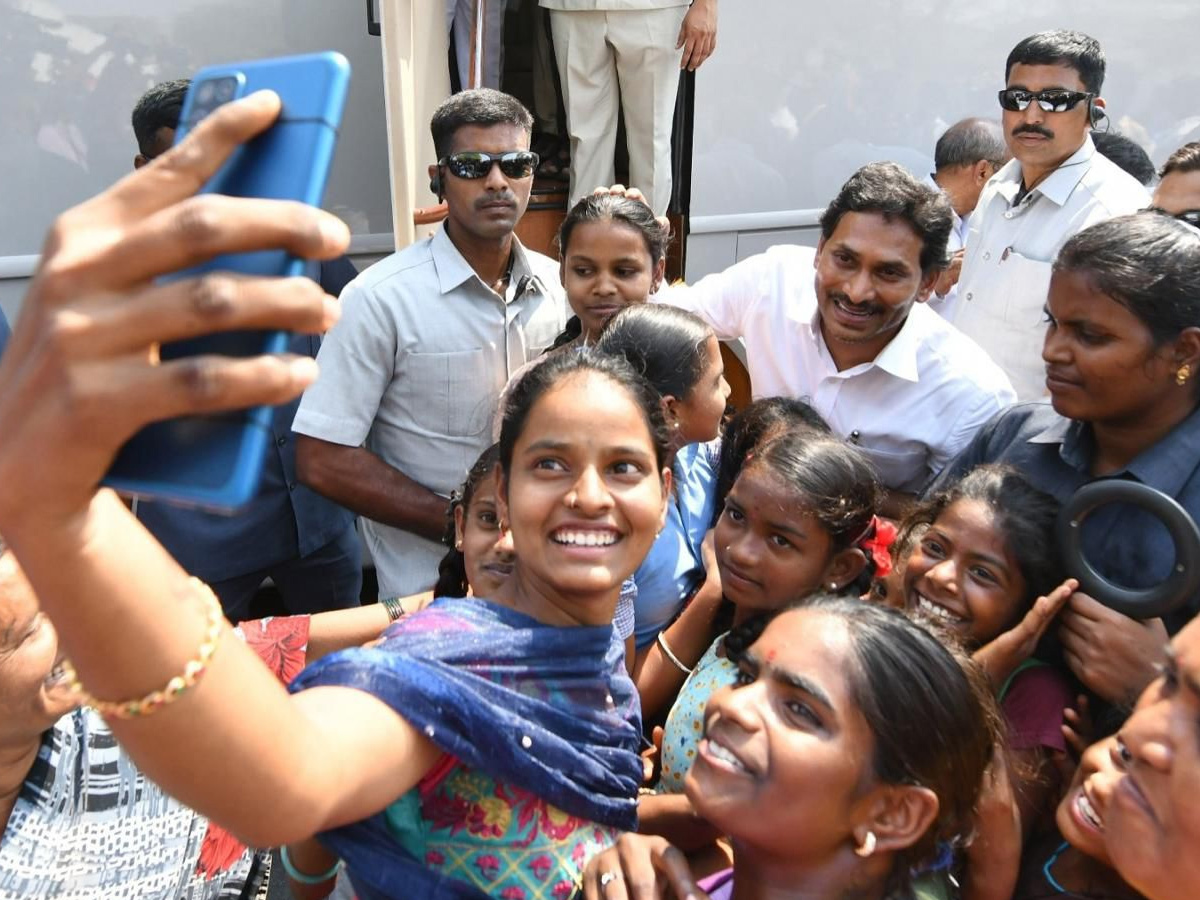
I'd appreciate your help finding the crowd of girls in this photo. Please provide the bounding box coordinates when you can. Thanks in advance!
[3,93,1200,900]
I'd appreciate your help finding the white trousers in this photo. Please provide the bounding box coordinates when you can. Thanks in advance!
[549,6,687,215]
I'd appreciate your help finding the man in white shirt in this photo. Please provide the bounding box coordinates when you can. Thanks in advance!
[926,117,1008,320]
[661,162,1015,505]
[953,30,1150,400]
[541,0,717,214]
[293,90,565,598]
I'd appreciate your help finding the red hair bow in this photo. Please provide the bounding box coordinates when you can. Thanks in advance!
[860,516,898,578]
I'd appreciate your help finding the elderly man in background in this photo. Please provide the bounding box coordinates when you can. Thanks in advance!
[926,117,1008,318]
[952,30,1149,400]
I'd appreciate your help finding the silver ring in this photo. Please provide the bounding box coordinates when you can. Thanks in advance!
[599,871,619,888]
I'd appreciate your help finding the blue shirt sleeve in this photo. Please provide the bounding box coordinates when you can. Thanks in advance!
[0,307,10,358]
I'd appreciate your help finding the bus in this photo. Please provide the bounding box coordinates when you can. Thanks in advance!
[3,0,1197,325]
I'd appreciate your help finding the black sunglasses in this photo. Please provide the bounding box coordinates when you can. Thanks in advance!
[997,89,1094,113]
[439,150,539,180]
[1148,206,1200,228]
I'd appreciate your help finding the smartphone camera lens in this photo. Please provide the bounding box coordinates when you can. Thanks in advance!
[195,80,216,107]
[214,77,237,104]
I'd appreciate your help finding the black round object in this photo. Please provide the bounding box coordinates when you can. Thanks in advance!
[1058,480,1200,619]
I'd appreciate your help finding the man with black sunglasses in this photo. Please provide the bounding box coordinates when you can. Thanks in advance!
[293,89,566,600]
[952,30,1148,401]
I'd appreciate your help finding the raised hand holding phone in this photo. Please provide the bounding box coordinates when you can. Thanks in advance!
[0,88,349,539]
[104,52,350,510]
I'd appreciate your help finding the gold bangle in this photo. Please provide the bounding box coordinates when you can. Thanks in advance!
[60,577,225,720]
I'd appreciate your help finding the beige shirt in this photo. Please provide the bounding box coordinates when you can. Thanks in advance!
[953,137,1150,400]
[293,224,566,597]
[539,0,690,10]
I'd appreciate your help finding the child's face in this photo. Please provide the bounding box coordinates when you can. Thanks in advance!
[561,221,663,342]
[902,498,1027,645]
[454,472,515,598]
[714,467,862,615]
[669,335,731,444]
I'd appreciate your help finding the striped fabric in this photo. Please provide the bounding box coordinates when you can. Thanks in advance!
[0,707,267,900]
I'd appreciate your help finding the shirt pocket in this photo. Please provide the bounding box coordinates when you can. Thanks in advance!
[857,444,930,492]
[998,250,1053,327]
[405,348,493,438]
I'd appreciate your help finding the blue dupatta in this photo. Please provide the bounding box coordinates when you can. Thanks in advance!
[290,596,642,899]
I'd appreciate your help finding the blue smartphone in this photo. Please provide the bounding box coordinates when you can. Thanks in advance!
[104,52,350,510]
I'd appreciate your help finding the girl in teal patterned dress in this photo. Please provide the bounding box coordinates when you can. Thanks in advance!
[640,430,883,850]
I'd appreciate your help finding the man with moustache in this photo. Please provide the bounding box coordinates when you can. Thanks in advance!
[293,89,565,598]
[660,162,1014,507]
[952,30,1149,400]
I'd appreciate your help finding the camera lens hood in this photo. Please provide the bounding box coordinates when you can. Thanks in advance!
[1058,480,1200,619]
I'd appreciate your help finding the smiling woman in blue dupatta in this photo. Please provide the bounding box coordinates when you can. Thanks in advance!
[284,350,668,899]
[0,106,675,893]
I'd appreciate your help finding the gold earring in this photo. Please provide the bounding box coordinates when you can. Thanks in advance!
[854,831,877,858]
[1176,364,1191,386]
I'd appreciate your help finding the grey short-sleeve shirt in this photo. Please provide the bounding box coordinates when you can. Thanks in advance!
[293,225,566,597]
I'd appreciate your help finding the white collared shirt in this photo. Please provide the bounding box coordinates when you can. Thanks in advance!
[953,136,1150,400]
[658,245,1016,491]
[293,224,566,597]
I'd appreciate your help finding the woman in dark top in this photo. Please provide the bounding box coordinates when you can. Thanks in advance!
[931,212,1200,705]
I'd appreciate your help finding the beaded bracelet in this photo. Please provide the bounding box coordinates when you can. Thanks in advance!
[60,577,225,720]
[280,845,343,884]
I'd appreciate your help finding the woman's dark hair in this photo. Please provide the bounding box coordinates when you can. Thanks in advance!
[711,397,832,526]
[434,444,501,598]
[746,596,1000,887]
[743,433,880,551]
[498,348,672,480]
[901,464,1063,611]
[549,193,671,350]
[1054,212,1200,346]
[722,433,881,656]
[559,192,670,266]
[594,304,714,403]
